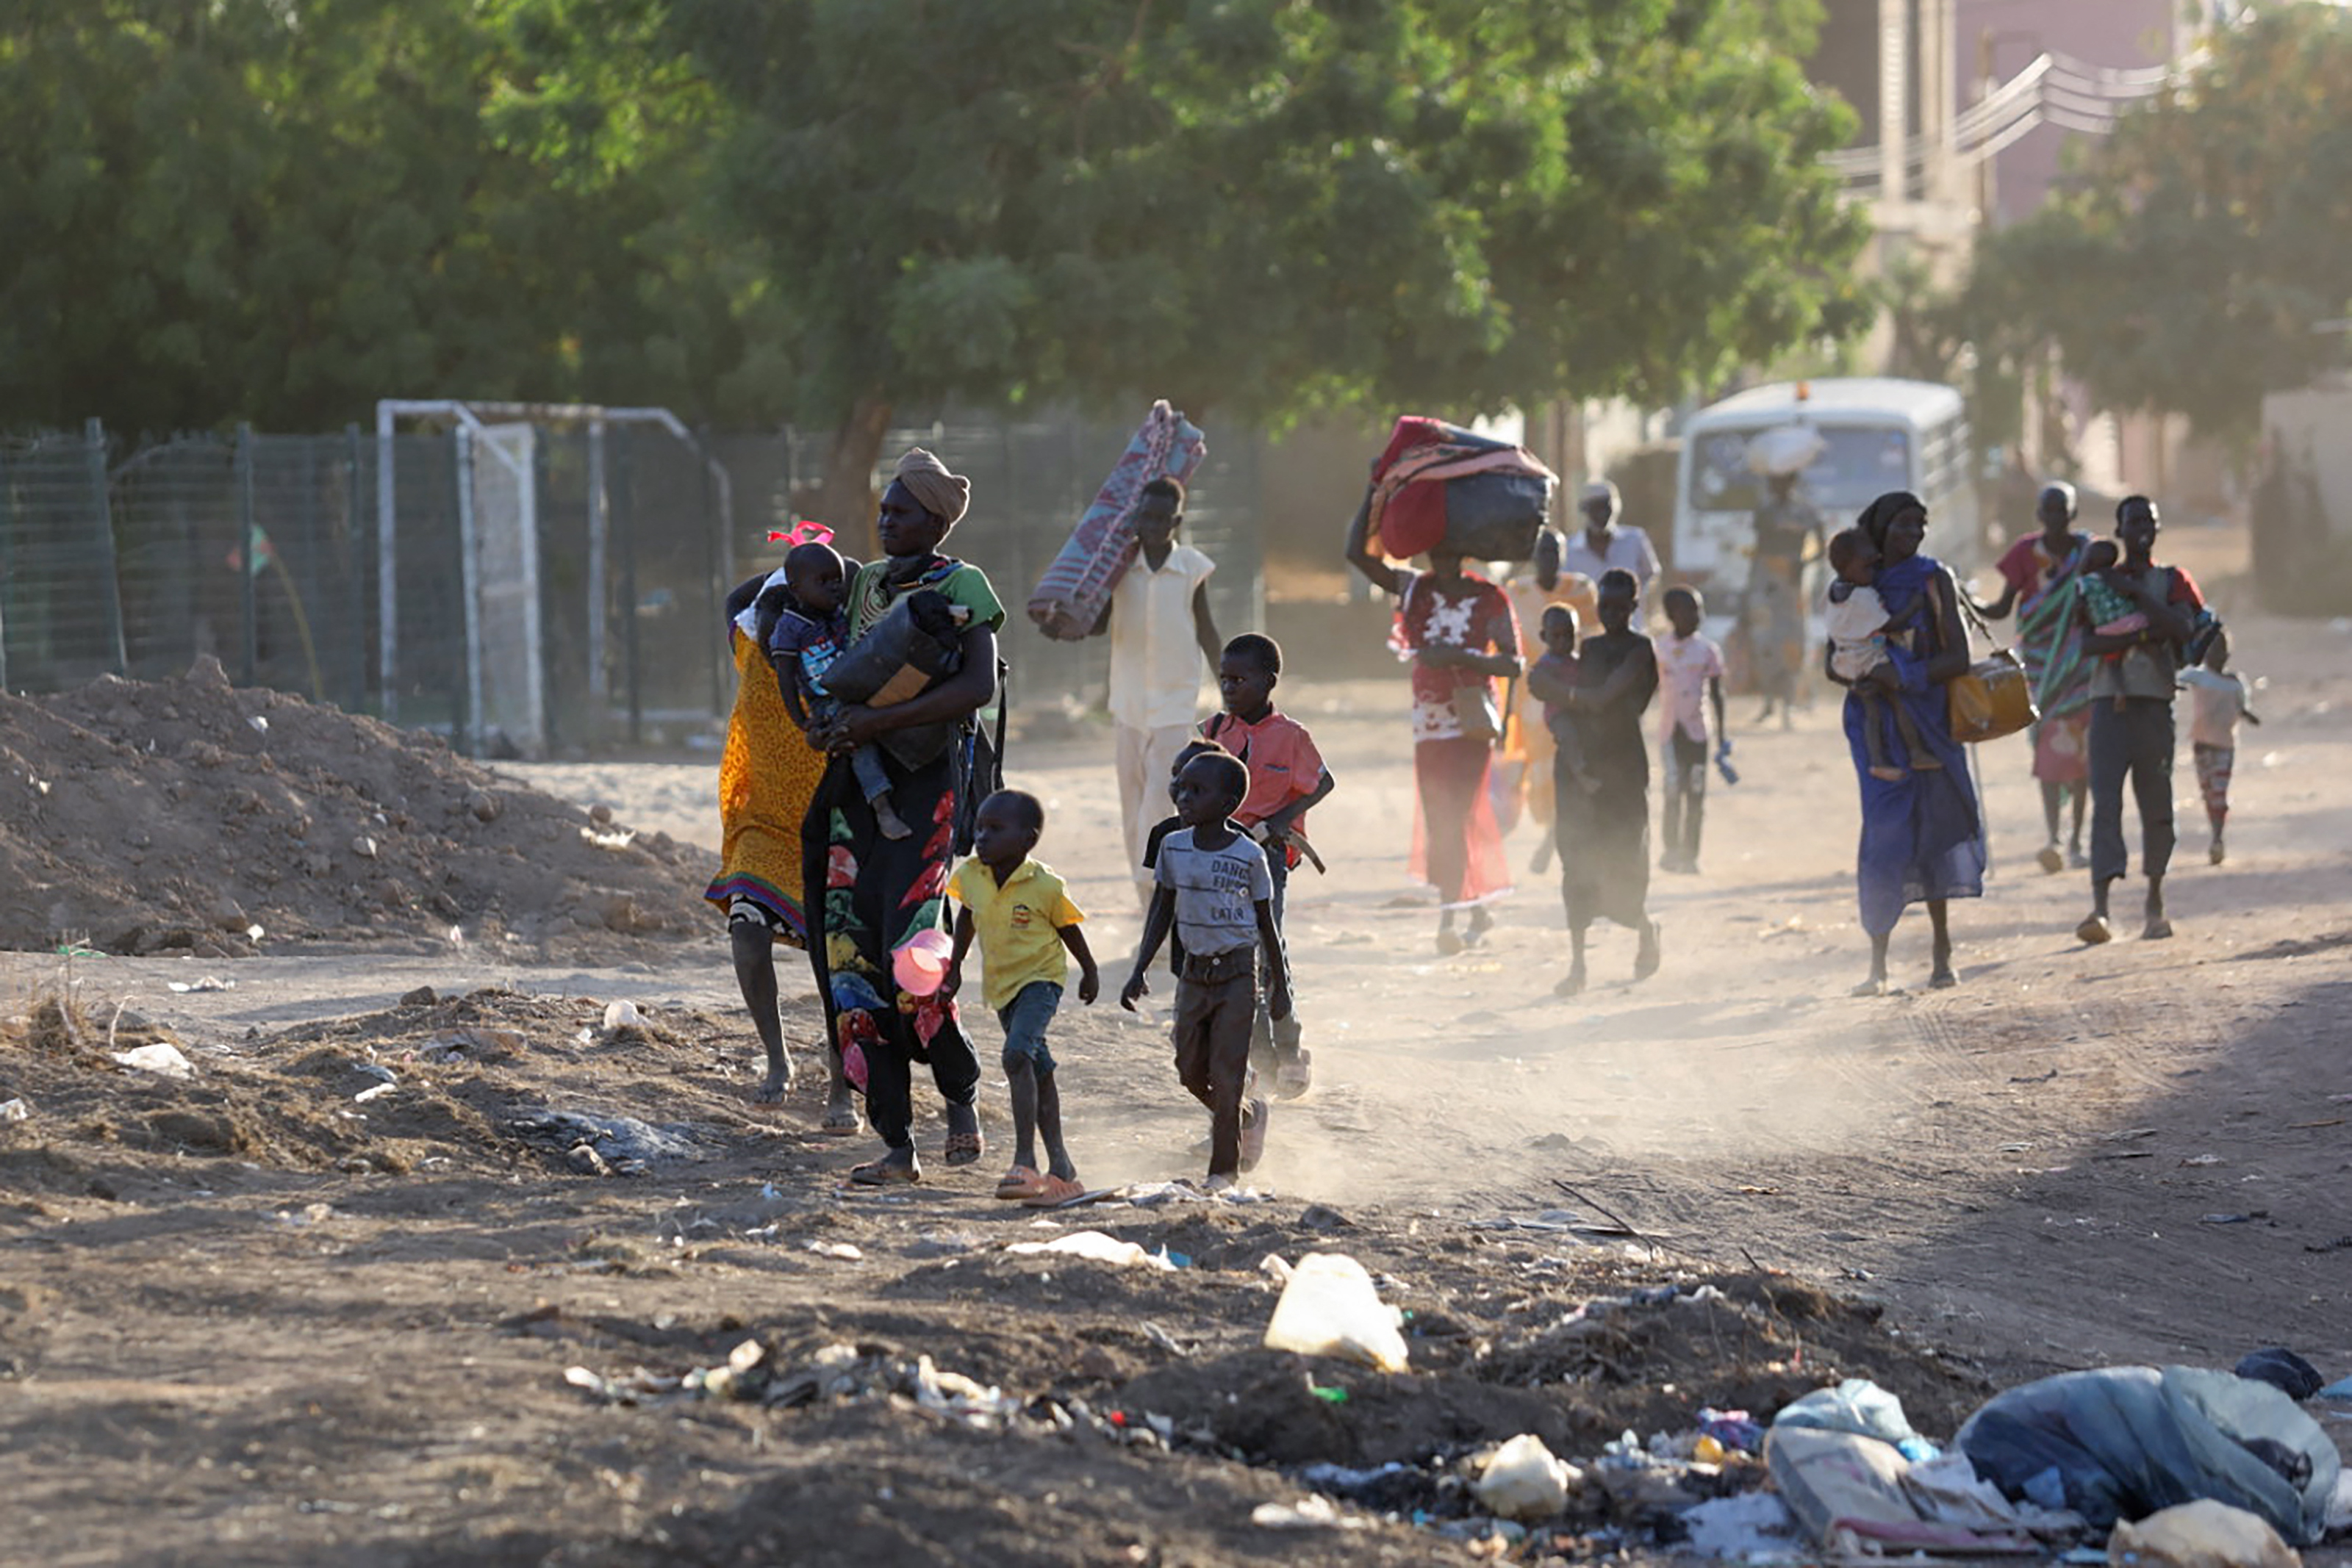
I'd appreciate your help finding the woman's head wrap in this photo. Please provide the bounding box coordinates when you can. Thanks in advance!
[894,448,970,527]
[1857,490,1925,550]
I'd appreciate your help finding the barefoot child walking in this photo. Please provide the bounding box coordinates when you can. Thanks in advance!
[2179,630,2258,865]
[1121,751,1292,1190]
[1201,634,1333,1099]
[1824,528,1941,783]
[1653,586,1728,874]
[942,791,1100,1206]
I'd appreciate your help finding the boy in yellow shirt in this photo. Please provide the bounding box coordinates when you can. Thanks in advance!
[943,790,1100,1205]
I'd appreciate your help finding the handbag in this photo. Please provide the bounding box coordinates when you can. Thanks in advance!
[1451,680,1502,744]
[1947,649,2037,744]
[1948,590,2037,744]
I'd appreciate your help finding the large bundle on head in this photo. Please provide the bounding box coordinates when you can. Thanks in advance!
[1027,400,1208,641]
[1745,423,1826,478]
[1360,417,1557,564]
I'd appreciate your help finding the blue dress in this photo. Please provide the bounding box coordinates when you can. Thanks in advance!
[1845,553,1986,935]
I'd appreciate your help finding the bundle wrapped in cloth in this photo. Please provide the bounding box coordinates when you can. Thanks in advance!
[1360,417,1559,564]
[1026,400,1208,641]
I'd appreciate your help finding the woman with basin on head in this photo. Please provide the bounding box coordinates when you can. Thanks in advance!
[1829,491,1984,996]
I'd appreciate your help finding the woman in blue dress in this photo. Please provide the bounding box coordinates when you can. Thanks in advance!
[1829,490,1984,994]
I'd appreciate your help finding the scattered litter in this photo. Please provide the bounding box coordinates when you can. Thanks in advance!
[1263,1252,1410,1371]
[422,1026,525,1060]
[580,825,637,849]
[1957,1365,2340,1543]
[2303,1237,2352,1256]
[0,1097,29,1123]
[601,999,643,1034]
[2201,1212,2268,1225]
[166,977,235,993]
[506,1109,708,1175]
[353,1082,395,1104]
[1123,1179,1274,1206]
[267,1202,334,1229]
[1770,1427,2082,1554]
[1139,1320,1188,1357]
[2107,1499,2301,1568]
[1474,1432,1582,1520]
[804,1241,863,1261]
[1005,1230,1179,1271]
[1774,1378,1940,1462]
[112,1042,195,1079]
[1250,1495,1370,1531]
[2235,1350,2323,1403]
[1679,1489,1802,1560]
[2181,1155,2224,1167]
[2314,1377,2352,1403]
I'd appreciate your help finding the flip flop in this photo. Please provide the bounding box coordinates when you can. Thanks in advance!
[994,1165,1048,1201]
[1022,1173,1087,1208]
[943,1129,985,1168]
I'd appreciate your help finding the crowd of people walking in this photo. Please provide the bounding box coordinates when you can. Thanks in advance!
[705,444,2243,1187]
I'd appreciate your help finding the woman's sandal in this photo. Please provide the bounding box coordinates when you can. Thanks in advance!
[995,1165,1048,1201]
[943,1129,986,1167]
[1022,1173,1086,1208]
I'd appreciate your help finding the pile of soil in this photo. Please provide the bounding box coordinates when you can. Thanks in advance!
[0,659,713,959]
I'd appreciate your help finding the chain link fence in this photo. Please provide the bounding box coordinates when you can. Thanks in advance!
[1,411,1267,755]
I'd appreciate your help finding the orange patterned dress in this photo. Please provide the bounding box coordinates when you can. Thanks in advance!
[704,627,826,941]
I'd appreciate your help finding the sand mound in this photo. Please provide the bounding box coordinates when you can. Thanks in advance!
[0,660,714,958]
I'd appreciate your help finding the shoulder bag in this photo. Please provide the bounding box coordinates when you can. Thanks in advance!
[1947,576,2037,744]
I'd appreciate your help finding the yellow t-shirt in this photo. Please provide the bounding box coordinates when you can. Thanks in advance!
[947,857,1084,1012]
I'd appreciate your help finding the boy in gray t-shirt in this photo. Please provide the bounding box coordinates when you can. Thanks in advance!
[1122,751,1292,1188]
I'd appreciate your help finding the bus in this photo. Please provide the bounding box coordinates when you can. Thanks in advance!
[1671,378,1982,609]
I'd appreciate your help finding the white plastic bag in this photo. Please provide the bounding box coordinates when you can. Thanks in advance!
[1474,1433,1582,1521]
[1261,1253,1409,1372]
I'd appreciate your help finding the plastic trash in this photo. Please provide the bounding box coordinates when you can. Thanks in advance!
[892,929,955,996]
[1250,1496,1370,1531]
[1261,1252,1410,1372]
[1680,1491,1801,1559]
[112,1043,195,1079]
[1473,1433,1582,1521]
[2108,1500,2302,1568]
[602,999,643,1033]
[1958,1366,2340,1544]
[1005,1230,1177,1271]
[1775,1378,1935,1459]
[2234,1349,2323,1403]
[0,1098,28,1123]
[2315,1377,2352,1403]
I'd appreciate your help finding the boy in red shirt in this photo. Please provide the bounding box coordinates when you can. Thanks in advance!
[1202,634,1334,1098]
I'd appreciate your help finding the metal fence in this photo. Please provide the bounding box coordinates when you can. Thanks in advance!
[0,411,1266,754]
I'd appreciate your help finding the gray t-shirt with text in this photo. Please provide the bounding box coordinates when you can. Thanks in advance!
[1155,827,1273,958]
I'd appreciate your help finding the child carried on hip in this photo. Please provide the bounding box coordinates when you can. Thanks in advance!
[1825,528,1942,783]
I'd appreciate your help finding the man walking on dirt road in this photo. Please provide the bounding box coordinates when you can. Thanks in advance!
[2075,495,2204,945]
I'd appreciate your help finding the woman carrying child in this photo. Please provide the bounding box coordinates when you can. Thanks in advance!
[803,449,1005,1186]
[1344,517,1523,954]
[1974,483,2095,872]
[1830,492,1983,996]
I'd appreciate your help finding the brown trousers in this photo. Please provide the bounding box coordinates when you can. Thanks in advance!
[1173,949,1256,1177]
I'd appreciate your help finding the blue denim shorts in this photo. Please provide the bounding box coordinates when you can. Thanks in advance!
[996,980,1064,1074]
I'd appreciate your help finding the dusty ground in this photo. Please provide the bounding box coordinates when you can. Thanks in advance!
[2,527,2348,1565]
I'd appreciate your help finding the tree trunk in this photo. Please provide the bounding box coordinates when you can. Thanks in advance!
[815,396,895,561]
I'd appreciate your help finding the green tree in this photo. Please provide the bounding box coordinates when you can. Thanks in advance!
[672,0,1870,525]
[1962,4,2352,442]
[0,0,733,431]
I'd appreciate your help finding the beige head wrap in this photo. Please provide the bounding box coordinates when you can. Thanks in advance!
[894,448,970,527]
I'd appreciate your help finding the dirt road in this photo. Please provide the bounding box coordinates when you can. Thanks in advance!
[3,580,2347,1562]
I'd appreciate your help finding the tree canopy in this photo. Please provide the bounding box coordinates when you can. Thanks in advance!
[4,0,1871,497]
[1960,4,2352,442]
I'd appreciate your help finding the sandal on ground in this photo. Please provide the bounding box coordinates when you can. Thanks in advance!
[994,1164,1048,1201]
[848,1157,918,1187]
[943,1129,986,1167]
[2076,913,2113,946]
[1022,1173,1087,1208]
